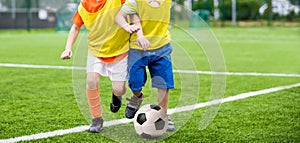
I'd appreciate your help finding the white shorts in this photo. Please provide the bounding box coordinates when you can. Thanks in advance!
[86,55,128,81]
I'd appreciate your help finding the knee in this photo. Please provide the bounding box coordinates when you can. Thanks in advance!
[86,76,99,89]
[113,86,126,96]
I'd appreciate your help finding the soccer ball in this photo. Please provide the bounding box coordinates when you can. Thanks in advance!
[133,104,168,139]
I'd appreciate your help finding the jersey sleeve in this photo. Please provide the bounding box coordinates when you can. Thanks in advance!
[120,0,137,14]
[72,10,84,27]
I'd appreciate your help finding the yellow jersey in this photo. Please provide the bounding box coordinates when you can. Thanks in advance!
[78,0,130,57]
[122,0,171,50]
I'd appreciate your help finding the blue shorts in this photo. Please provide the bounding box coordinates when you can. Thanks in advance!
[128,43,174,92]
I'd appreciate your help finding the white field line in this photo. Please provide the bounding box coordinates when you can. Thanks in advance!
[173,70,300,77]
[1,63,300,77]
[1,83,300,143]
[167,82,300,114]
[0,63,85,70]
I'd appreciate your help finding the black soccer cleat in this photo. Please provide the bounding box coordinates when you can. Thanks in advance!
[110,92,122,113]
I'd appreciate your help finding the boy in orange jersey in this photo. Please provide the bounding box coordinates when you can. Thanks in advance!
[60,0,139,133]
[115,0,175,131]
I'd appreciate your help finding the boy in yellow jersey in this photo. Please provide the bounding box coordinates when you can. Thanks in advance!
[60,0,139,133]
[115,0,175,131]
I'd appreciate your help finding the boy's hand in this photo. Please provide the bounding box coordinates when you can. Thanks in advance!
[122,24,140,34]
[61,49,72,60]
[137,36,150,51]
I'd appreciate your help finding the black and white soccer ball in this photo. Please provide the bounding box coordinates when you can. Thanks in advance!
[133,104,168,139]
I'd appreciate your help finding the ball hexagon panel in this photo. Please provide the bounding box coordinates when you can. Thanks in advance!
[134,124,143,135]
[145,109,161,123]
[141,121,161,136]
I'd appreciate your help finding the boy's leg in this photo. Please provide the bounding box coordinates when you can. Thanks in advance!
[86,72,103,133]
[108,56,128,113]
[110,81,126,113]
[157,89,169,112]
[126,49,146,119]
[126,69,145,118]
[147,44,175,131]
[157,88,175,131]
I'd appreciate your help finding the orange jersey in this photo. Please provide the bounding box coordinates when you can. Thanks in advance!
[98,51,128,63]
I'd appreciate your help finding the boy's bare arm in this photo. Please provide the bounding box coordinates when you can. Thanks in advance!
[130,14,143,38]
[130,14,150,51]
[115,10,139,34]
[61,24,80,60]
